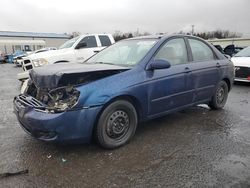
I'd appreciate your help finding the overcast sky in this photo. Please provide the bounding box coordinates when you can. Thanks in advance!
[1,0,250,36]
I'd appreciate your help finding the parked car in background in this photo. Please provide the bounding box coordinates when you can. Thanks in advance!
[212,44,231,59]
[224,44,244,57]
[0,51,5,63]
[17,34,115,81]
[231,46,250,82]
[13,51,28,66]
[14,35,234,149]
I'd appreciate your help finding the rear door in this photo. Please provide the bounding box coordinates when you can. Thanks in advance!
[186,37,221,102]
[147,37,193,117]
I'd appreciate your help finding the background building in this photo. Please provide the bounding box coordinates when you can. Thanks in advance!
[0,31,70,54]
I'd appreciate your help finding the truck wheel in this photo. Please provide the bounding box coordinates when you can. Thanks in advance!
[209,80,228,110]
[95,100,138,149]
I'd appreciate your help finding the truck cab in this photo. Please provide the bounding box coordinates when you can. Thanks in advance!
[18,34,115,81]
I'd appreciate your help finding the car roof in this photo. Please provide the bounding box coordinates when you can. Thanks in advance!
[126,34,202,41]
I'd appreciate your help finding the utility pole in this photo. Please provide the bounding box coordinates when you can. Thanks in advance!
[136,28,139,36]
[191,25,195,35]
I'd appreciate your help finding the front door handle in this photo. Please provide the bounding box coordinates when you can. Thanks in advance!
[184,67,191,73]
[216,63,221,68]
[94,50,100,53]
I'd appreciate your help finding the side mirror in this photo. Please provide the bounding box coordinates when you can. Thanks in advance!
[76,42,87,49]
[147,59,171,70]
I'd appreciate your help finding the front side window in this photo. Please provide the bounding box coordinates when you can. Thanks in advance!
[79,36,97,48]
[59,36,80,49]
[86,39,157,67]
[99,35,112,46]
[188,38,215,61]
[154,38,188,65]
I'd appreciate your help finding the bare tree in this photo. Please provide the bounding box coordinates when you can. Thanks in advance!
[69,31,81,38]
[194,30,242,39]
[113,30,151,41]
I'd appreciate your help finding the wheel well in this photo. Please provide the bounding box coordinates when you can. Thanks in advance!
[92,95,143,138]
[222,78,231,91]
[111,95,142,119]
[54,60,69,64]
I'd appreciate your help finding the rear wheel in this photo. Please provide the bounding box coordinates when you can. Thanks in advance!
[95,100,138,149]
[209,80,228,110]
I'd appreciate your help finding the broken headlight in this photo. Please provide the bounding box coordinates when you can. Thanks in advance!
[48,86,80,112]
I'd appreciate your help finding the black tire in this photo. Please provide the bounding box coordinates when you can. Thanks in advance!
[209,80,229,110]
[95,100,138,149]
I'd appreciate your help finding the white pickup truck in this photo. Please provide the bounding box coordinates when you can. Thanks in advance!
[18,34,115,81]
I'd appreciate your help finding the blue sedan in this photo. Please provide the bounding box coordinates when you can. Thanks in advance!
[13,35,234,149]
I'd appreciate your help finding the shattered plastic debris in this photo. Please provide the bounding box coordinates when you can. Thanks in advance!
[47,155,52,159]
[197,104,211,110]
[62,158,67,163]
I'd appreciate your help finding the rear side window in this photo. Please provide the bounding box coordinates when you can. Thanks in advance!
[155,38,188,66]
[188,39,215,61]
[99,35,112,46]
[79,36,97,48]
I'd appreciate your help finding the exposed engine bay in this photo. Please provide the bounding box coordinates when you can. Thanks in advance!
[25,83,80,111]
[24,65,129,112]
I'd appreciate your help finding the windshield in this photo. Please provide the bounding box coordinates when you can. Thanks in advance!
[59,36,80,49]
[86,39,157,66]
[234,46,250,57]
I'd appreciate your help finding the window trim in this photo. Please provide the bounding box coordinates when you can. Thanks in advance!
[150,36,190,67]
[186,36,219,63]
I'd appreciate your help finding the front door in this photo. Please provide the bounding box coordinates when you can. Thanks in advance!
[147,37,193,117]
[75,36,101,62]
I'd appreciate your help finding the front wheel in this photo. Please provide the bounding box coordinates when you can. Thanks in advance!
[209,80,229,110]
[95,100,138,149]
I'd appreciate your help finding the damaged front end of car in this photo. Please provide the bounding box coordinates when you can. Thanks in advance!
[13,63,131,143]
[13,79,83,141]
[20,64,129,113]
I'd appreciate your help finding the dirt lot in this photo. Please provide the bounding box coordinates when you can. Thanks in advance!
[0,64,250,188]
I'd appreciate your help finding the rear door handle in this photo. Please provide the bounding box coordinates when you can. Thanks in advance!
[184,67,191,73]
[216,63,221,68]
[94,50,100,53]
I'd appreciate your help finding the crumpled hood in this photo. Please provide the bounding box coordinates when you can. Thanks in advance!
[29,63,130,89]
[27,48,69,60]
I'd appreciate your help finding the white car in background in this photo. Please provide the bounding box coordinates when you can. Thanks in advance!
[17,34,115,81]
[231,46,250,82]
